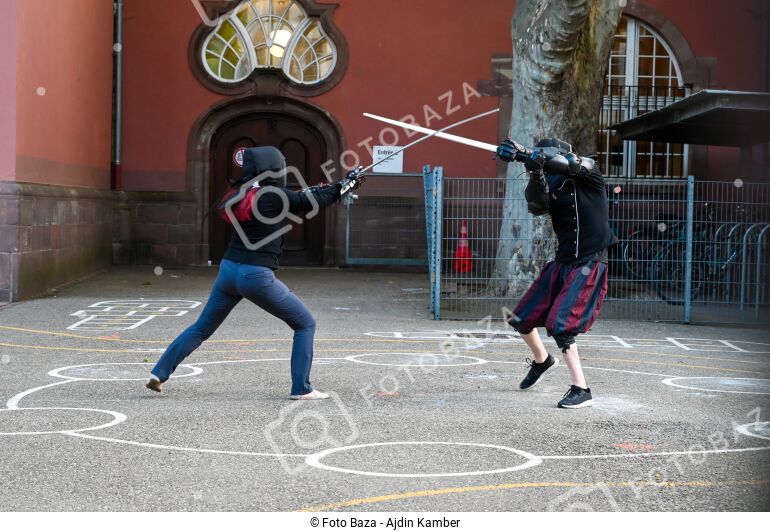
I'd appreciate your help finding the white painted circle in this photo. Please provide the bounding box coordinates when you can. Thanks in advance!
[305,441,542,478]
[48,362,203,381]
[153,266,164,276]
[346,353,487,367]
[36,86,46,96]
[735,422,770,441]
[662,377,770,395]
[0,407,126,436]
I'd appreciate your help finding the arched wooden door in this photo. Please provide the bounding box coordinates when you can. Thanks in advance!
[209,114,328,265]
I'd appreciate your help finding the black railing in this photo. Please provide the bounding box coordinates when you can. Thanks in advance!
[597,84,693,179]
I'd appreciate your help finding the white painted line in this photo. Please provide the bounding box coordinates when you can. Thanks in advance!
[540,445,770,460]
[5,380,78,409]
[305,441,542,478]
[346,353,487,367]
[666,337,691,350]
[194,357,345,366]
[0,407,127,436]
[719,340,748,353]
[487,360,678,379]
[611,336,633,348]
[661,377,770,395]
[64,431,307,458]
[47,363,203,382]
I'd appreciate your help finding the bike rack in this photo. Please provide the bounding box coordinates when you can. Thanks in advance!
[740,223,763,311]
[710,222,741,303]
[754,224,770,319]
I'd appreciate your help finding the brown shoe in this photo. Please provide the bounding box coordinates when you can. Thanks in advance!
[145,378,162,393]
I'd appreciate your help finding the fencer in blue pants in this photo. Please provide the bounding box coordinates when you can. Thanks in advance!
[151,259,316,396]
[145,146,365,399]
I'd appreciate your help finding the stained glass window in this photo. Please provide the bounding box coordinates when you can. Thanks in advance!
[202,0,338,85]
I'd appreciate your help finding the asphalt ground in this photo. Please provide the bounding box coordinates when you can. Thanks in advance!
[0,266,769,511]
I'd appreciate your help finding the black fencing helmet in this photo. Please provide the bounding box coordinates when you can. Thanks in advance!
[534,137,573,154]
[241,146,287,188]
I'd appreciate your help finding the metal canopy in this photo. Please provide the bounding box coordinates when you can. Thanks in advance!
[612,90,770,147]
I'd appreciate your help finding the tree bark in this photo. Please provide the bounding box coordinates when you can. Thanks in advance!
[491,0,623,296]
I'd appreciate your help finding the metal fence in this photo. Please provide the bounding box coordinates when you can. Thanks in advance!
[345,172,427,266]
[424,167,770,324]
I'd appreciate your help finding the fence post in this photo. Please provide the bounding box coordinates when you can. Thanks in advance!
[423,165,434,314]
[755,225,770,319]
[684,175,695,323]
[740,224,761,311]
[344,193,353,265]
[433,167,443,320]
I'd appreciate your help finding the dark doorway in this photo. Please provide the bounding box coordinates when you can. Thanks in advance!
[209,114,328,265]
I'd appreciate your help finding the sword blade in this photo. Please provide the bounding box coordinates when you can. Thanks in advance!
[359,108,499,174]
[363,112,499,155]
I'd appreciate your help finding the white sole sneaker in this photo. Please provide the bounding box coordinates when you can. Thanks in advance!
[560,399,594,409]
[290,389,330,400]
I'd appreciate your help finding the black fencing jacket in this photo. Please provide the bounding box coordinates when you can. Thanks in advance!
[223,184,341,268]
[546,166,618,264]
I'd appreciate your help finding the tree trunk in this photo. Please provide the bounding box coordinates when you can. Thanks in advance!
[491,0,623,296]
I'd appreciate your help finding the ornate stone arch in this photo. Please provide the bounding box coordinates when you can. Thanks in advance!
[188,0,349,98]
[624,0,716,89]
[185,95,346,262]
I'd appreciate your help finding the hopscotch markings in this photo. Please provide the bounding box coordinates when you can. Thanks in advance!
[366,331,770,353]
[665,337,692,350]
[67,300,201,331]
[610,336,633,348]
[719,340,748,353]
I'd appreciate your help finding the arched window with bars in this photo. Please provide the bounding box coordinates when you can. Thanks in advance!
[597,16,691,178]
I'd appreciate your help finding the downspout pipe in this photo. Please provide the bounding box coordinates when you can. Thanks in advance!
[111,0,123,190]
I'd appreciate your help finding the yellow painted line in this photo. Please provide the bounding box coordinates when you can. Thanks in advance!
[0,342,446,356]
[298,479,769,512]
[0,342,144,354]
[1,325,768,363]
[0,342,762,375]
[1,326,766,373]
[0,326,442,344]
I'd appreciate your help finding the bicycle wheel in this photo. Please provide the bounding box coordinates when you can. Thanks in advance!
[652,242,705,305]
[623,229,660,280]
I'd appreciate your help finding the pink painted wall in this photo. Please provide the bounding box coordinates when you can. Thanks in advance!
[644,0,767,180]
[120,0,767,192]
[14,0,113,188]
[0,0,18,182]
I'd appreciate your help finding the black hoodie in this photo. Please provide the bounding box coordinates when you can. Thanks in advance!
[223,147,341,268]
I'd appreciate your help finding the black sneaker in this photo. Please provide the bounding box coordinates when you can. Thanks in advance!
[519,354,559,390]
[558,385,593,409]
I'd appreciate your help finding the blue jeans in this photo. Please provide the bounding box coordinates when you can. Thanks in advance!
[151,259,316,395]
